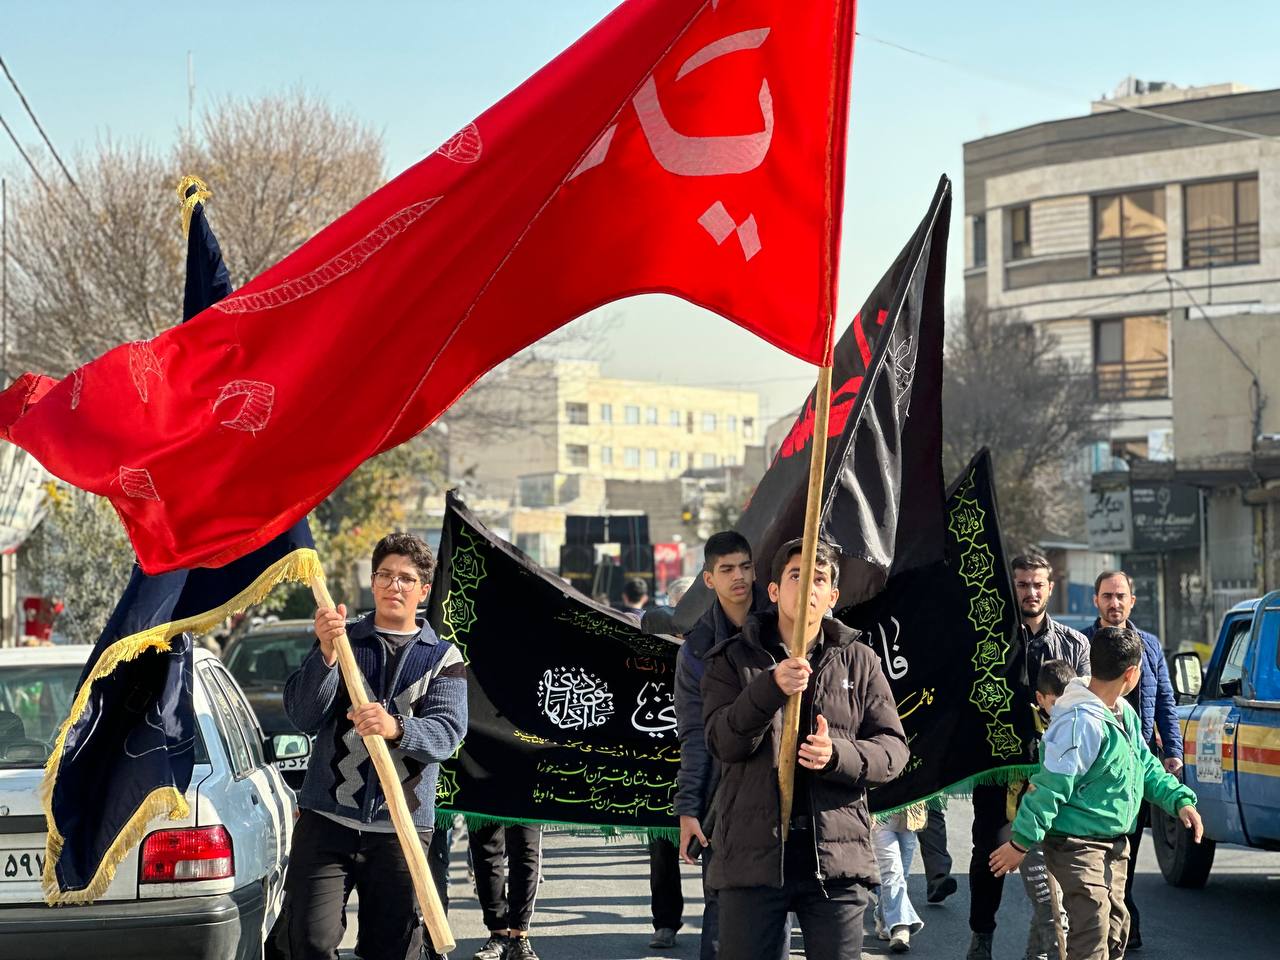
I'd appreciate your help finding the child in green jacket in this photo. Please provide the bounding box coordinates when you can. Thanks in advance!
[989,627,1203,960]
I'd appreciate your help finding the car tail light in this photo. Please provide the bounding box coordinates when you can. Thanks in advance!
[140,826,234,883]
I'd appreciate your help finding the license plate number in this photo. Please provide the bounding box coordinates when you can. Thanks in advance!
[275,757,309,771]
[2,849,45,882]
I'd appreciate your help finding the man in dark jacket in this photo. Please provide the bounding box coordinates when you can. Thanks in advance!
[968,553,1090,960]
[1084,570,1183,950]
[702,538,909,960]
[673,531,770,959]
[283,533,468,960]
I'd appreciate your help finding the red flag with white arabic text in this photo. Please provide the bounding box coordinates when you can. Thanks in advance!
[0,0,857,573]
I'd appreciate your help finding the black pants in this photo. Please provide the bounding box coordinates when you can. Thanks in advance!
[917,807,953,883]
[717,836,867,960]
[1123,801,1149,941]
[649,837,684,931]
[469,822,543,932]
[285,810,426,960]
[969,784,1010,934]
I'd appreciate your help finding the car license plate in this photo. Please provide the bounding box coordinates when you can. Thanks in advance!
[275,757,309,771]
[2,848,45,882]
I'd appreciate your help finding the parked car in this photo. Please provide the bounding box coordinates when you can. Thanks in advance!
[221,620,319,790]
[0,644,308,959]
[1154,594,1280,887]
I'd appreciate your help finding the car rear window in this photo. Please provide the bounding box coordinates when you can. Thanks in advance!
[0,663,81,767]
[225,631,316,688]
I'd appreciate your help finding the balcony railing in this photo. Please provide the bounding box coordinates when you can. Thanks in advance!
[1091,235,1167,276]
[1094,359,1169,401]
[1184,223,1260,269]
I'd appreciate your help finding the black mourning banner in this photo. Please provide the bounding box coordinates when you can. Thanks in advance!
[842,449,1037,813]
[426,491,681,836]
[674,175,950,632]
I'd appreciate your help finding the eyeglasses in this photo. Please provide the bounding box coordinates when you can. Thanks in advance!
[373,571,420,590]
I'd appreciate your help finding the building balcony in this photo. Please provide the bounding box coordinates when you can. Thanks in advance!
[1091,235,1167,277]
[1094,359,1169,401]
[1183,223,1260,269]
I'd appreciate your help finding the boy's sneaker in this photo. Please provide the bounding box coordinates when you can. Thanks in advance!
[966,932,994,960]
[890,926,911,953]
[474,934,508,960]
[504,937,539,960]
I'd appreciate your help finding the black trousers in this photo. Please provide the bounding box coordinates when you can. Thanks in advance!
[917,807,953,882]
[285,810,426,960]
[649,837,684,931]
[1123,801,1149,940]
[468,822,543,932]
[717,836,867,960]
[969,783,1010,935]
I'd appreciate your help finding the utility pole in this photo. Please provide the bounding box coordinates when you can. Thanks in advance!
[2,176,7,386]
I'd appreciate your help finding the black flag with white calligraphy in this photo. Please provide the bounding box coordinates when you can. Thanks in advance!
[674,175,950,631]
[842,448,1037,813]
[425,490,681,836]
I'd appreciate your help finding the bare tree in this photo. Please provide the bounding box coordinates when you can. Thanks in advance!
[5,90,385,376]
[943,303,1108,550]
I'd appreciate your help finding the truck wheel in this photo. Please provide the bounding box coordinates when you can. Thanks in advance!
[1151,804,1216,888]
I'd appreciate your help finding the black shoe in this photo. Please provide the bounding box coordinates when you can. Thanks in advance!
[966,932,994,960]
[504,937,539,960]
[1128,932,1143,951]
[926,876,958,904]
[473,934,508,960]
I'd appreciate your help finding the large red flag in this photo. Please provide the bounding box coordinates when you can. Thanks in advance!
[0,0,857,574]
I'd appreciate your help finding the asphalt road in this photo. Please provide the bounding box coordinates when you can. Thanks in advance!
[341,803,1280,959]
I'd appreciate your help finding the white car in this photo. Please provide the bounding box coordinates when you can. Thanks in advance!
[0,644,306,959]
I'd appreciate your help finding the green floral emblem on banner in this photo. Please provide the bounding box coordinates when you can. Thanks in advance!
[958,542,995,588]
[967,588,1005,639]
[435,766,460,805]
[971,636,1008,673]
[970,674,1014,718]
[947,500,986,545]
[986,720,1023,760]
[439,529,487,660]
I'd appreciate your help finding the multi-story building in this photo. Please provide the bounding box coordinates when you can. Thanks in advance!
[448,358,759,499]
[964,79,1280,648]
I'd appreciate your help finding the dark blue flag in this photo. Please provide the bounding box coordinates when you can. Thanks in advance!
[41,178,319,903]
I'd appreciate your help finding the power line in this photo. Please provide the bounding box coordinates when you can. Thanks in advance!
[0,111,54,196]
[0,55,80,191]
[855,31,1280,145]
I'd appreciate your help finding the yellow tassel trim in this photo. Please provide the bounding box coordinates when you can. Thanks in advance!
[176,174,213,238]
[41,546,323,904]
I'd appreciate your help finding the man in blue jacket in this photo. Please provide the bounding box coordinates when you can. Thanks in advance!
[1084,569,1183,951]
[673,530,770,960]
[284,533,468,960]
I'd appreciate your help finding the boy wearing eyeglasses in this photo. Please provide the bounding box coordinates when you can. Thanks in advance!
[284,532,468,960]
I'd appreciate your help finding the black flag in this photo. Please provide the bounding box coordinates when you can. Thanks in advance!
[426,491,680,837]
[675,175,950,630]
[843,449,1036,812]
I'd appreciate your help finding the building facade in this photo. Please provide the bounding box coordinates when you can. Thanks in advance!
[964,80,1280,649]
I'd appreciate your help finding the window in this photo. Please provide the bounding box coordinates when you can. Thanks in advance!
[702,413,718,432]
[1211,616,1253,698]
[669,410,681,427]
[201,665,254,776]
[1093,315,1169,400]
[725,453,738,466]
[601,446,613,466]
[1008,205,1031,261]
[211,667,266,769]
[624,447,641,467]
[701,453,718,468]
[566,402,589,425]
[1092,189,1166,275]
[645,449,658,468]
[669,451,682,469]
[600,403,613,423]
[1184,177,1259,268]
[646,407,659,425]
[743,416,755,439]
[625,405,641,425]
[973,214,988,267]
[727,415,738,433]
[566,443,589,468]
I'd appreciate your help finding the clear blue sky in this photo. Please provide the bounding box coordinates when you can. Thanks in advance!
[3,1,1277,427]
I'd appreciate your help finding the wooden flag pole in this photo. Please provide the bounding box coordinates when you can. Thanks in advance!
[777,361,835,841]
[309,575,456,955]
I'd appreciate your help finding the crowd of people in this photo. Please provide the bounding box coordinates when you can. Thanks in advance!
[276,532,1202,960]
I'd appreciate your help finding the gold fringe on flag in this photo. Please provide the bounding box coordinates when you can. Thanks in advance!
[41,546,323,905]
[176,174,213,238]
